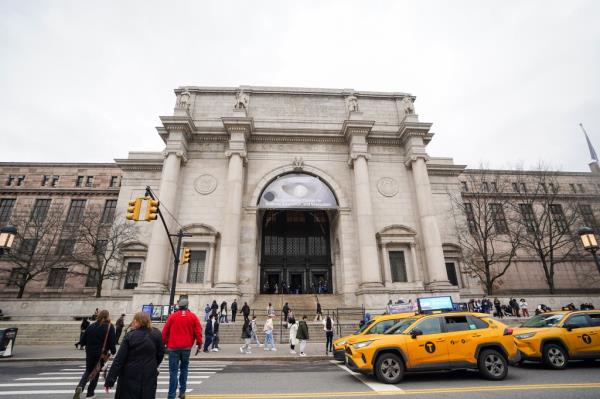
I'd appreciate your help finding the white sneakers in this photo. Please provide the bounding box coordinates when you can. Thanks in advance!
[240,346,244,353]
[290,350,297,354]
[211,348,219,352]
[271,348,277,351]
[299,352,306,357]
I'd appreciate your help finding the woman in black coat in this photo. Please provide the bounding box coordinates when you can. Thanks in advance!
[104,312,165,399]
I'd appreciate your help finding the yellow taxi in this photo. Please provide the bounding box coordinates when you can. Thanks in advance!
[513,310,600,369]
[333,313,416,362]
[345,312,519,384]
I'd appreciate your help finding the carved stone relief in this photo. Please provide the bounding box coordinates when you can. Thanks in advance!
[377,177,399,197]
[194,174,218,195]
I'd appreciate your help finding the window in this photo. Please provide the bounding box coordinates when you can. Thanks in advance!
[16,175,25,186]
[7,268,25,287]
[549,183,558,193]
[85,176,94,187]
[512,182,519,192]
[467,315,489,329]
[580,205,598,230]
[101,200,117,224]
[549,204,568,233]
[578,184,585,193]
[75,176,84,187]
[368,319,400,334]
[29,199,51,223]
[570,183,577,193]
[539,182,548,193]
[490,203,508,234]
[41,175,49,186]
[0,199,16,224]
[490,182,498,192]
[46,268,67,288]
[388,251,408,283]
[124,262,141,289]
[55,239,75,256]
[20,239,38,255]
[5,176,14,186]
[461,181,468,192]
[94,240,108,256]
[464,203,477,233]
[520,204,537,233]
[520,182,527,193]
[65,200,86,224]
[412,317,442,335]
[481,182,489,192]
[444,315,470,332]
[51,175,59,187]
[85,269,100,288]
[588,313,600,327]
[109,176,119,188]
[187,250,207,283]
[565,314,589,329]
[445,262,458,286]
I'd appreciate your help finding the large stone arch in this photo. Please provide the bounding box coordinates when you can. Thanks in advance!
[249,164,350,209]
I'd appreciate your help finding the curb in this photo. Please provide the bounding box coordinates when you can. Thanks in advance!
[0,356,332,363]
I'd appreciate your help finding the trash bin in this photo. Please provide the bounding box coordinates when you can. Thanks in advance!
[0,327,18,357]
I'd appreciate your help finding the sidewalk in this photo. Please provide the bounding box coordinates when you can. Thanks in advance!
[0,342,333,362]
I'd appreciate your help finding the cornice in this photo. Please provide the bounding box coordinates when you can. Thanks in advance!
[115,158,163,172]
[0,162,119,169]
[221,116,254,138]
[0,187,120,197]
[249,134,345,144]
[158,115,195,143]
[427,163,467,176]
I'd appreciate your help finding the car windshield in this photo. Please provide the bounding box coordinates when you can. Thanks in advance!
[356,320,375,334]
[387,318,418,334]
[521,314,565,328]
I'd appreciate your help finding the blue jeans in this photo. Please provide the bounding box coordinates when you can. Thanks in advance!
[264,331,275,349]
[168,349,191,399]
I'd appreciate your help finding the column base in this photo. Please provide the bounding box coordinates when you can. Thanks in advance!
[211,283,242,297]
[425,280,458,292]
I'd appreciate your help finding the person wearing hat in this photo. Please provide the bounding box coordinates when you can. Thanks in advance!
[162,297,203,399]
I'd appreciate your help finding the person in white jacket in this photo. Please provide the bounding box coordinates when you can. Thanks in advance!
[263,314,276,351]
[288,315,299,354]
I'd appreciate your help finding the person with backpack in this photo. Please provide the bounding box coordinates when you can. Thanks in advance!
[296,315,309,357]
[263,314,276,351]
[323,315,334,355]
[288,314,298,354]
[240,319,252,354]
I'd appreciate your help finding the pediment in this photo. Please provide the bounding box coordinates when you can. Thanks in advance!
[376,224,417,239]
[182,223,219,237]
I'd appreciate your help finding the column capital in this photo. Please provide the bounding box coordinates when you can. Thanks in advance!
[158,115,195,142]
[343,119,374,167]
[404,146,429,167]
[222,116,253,161]
[162,148,189,164]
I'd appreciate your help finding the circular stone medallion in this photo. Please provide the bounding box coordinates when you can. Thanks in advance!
[377,177,399,197]
[194,174,218,195]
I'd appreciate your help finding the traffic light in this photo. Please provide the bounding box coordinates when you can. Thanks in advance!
[181,247,190,264]
[145,199,159,221]
[126,198,142,221]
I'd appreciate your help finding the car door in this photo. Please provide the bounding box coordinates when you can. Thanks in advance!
[442,315,482,366]
[586,313,600,354]
[562,314,595,356]
[403,316,449,369]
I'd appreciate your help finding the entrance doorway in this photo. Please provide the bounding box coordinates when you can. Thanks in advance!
[260,210,332,294]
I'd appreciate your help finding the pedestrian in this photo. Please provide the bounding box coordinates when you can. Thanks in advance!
[75,317,90,350]
[161,297,203,399]
[386,300,393,314]
[73,309,116,399]
[211,315,220,352]
[210,300,219,319]
[250,315,262,347]
[241,302,250,322]
[282,302,290,322]
[519,298,529,317]
[231,299,238,323]
[219,301,228,324]
[296,315,309,357]
[115,314,126,344]
[510,298,520,317]
[323,315,334,355]
[104,311,164,399]
[203,314,215,352]
[91,308,99,321]
[288,315,298,354]
[314,300,322,321]
[493,297,503,318]
[204,304,211,322]
[240,318,252,354]
[267,302,274,317]
[263,314,276,351]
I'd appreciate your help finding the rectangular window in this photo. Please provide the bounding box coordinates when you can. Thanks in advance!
[51,175,59,187]
[85,176,94,188]
[101,200,117,224]
[570,183,577,193]
[549,183,558,193]
[490,203,508,234]
[512,182,519,192]
[94,240,108,256]
[580,205,598,230]
[29,199,51,223]
[20,239,38,255]
[187,250,207,283]
[109,176,119,188]
[16,176,25,186]
[520,204,537,233]
[520,182,527,193]
[461,181,468,192]
[464,203,477,233]
[490,182,498,192]
[41,175,49,186]
[75,176,84,187]
[389,251,408,283]
[65,199,86,224]
[481,182,489,192]
[124,262,141,289]
[445,262,459,286]
[7,268,25,287]
[55,239,75,256]
[0,199,16,224]
[578,183,585,193]
[5,176,14,186]
[549,204,568,233]
[539,182,548,193]
[46,268,67,288]
[85,269,100,288]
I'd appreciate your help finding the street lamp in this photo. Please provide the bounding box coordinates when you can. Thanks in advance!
[0,224,17,255]
[578,226,600,274]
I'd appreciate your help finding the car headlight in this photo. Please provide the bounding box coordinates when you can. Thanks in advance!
[352,340,374,349]
[337,340,347,347]
[514,332,537,340]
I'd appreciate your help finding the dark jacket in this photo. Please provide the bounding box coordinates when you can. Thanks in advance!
[316,303,322,314]
[115,317,125,330]
[282,304,290,314]
[241,320,252,339]
[81,321,117,359]
[80,318,90,332]
[105,327,164,399]
[241,304,250,316]
[231,302,238,314]
[296,320,309,340]
[205,319,219,336]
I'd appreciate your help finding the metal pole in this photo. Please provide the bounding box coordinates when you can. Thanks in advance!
[591,250,600,274]
[168,230,183,315]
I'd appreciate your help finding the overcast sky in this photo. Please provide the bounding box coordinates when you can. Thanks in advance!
[1,0,599,172]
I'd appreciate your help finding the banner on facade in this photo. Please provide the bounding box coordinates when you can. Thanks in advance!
[259,173,338,209]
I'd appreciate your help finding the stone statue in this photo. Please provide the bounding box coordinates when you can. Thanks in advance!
[292,156,304,170]
[176,89,191,111]
[234,89,250,110]
[346,94,359,113]
[401,96,415,115]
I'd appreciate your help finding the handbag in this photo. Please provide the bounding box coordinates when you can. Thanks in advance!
[88,324,111,382]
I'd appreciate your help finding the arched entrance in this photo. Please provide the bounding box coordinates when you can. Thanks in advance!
[258,173,338,294]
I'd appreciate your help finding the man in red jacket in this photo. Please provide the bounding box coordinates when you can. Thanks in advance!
[162,298,202,399]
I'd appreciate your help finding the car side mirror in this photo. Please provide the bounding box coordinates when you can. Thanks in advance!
[563,323,575,331]
[410,329,423,339]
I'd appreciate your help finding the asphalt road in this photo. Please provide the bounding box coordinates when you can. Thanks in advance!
[0,359,599,399]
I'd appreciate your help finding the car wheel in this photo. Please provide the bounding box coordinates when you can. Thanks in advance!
[375,353,405,384]
[543,344,568,370]
[478,349,508,380]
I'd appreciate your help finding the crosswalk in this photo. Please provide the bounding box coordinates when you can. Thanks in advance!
[0,361,230,397]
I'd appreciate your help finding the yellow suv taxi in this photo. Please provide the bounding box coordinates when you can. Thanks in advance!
[513,310,600,369]
[345,312,519,384]
[333,313,416,362]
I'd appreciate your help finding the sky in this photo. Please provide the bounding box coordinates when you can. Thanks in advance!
[1,0,599,172]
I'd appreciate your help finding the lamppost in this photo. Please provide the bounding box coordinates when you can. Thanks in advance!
[578,226,600,274]
[0,224,17,255]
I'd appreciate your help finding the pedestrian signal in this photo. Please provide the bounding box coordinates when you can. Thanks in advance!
[145,199,160,221]
[126,198,142,221]
[181,247,190,264]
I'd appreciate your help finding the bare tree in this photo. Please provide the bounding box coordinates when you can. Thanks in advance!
[451,169,522,295]
[0,203,77,298]
[70,206,138,298]
[511,165,582,293]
